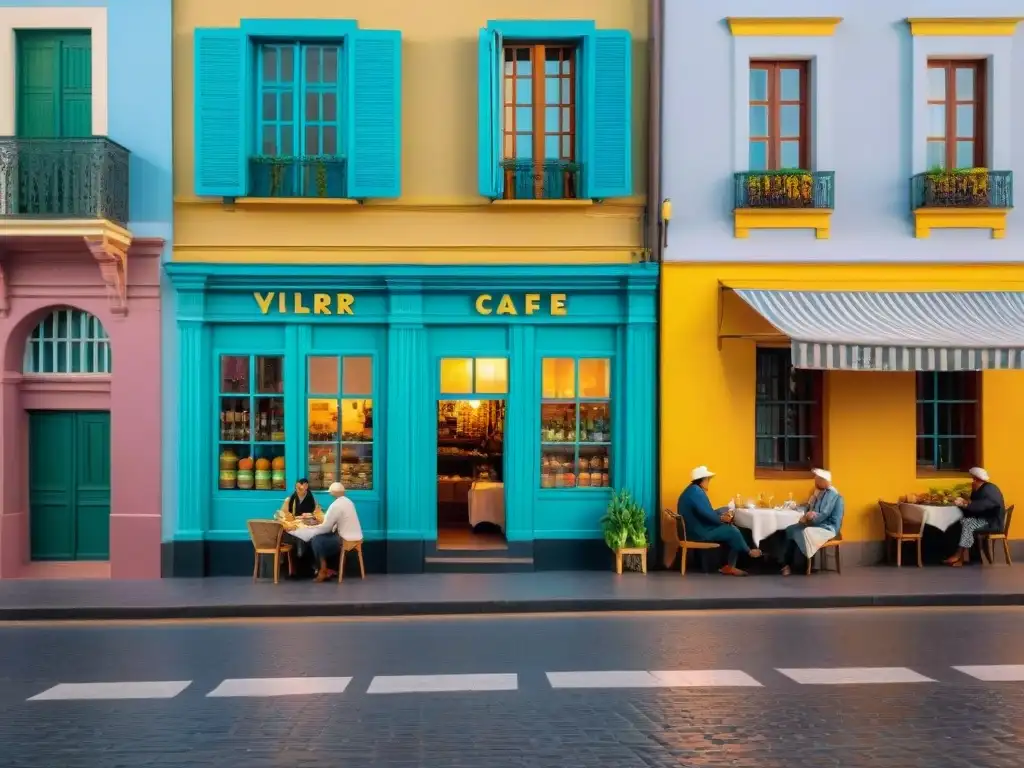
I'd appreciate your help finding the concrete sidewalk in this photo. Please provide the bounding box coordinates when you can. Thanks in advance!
[1,566,1023,621]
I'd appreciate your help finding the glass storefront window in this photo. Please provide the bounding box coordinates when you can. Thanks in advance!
[539,358,611,489]
[307,356,374,491]
[217,355,285,491]
[439,357,508,395]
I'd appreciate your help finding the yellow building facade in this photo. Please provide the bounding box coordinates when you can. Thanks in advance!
[164,0,659,576]
[661,264,1024,562]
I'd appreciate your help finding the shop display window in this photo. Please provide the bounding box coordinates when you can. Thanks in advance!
[218,355,285,491]
[307,356,374,491]
[539,357,611,489]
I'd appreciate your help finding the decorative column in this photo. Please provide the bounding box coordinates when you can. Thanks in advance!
[505,324,536,541]
[619,278,657,535]
[284,325,309,489]
[172,283,211,575]
[384,280,431,571]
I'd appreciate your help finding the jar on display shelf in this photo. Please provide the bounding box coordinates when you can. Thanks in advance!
[590,471,603,487]
[541,472,554,488]
[219,450,238,489]
[271,456,286,490]
[579,472,591,487]
[254,458,272,490]
[237,457,254,490]
[563,472,576,487]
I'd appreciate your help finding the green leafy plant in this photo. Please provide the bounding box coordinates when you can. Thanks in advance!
[746,169,814,208]
[600,489,648,551]
[923,166,989,207]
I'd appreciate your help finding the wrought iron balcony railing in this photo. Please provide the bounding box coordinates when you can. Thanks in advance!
[734,170,835,210]
[500,160,581,201]
[911,169,1013,209]
[0,137,130,227]
[249,155,347,198]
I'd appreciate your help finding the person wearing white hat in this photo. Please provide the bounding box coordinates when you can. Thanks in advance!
[295,481,364,582]
[677,465,762,576]
[780,468,845,576]
[946,467,1006,567]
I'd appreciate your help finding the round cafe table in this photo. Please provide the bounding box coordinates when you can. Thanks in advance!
[732,506,804,546]
[899,503,963,532]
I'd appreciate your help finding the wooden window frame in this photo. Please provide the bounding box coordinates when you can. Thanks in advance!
[754,347,823,476]
[915,371,981,476]
[926,59,986,170]
[749,60,810,171]
[501,41,578,199]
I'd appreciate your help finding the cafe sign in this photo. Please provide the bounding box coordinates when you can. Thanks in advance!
[474,293,567,316]
[254,292,355,315]
[253,291,569,317]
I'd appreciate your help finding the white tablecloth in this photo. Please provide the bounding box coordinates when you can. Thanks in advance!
[732,507,803,545]
[900,503,963,532]
[469,481,505,531]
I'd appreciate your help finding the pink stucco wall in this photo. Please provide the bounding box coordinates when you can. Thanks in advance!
[0,237,162,579]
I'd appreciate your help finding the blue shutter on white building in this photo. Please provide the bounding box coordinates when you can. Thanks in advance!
[583,30,633,199]
[193,28,247,198]
[347,29,402,199]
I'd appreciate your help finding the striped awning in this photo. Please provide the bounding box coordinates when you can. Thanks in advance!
[733,290,1024,371]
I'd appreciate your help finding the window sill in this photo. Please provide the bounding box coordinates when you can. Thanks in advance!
[490,199,594,208]
[915,469,972,480]
[912,208,1008,239]
[233,197,361,209]
[734,208,832,239]
[754,468,816,481]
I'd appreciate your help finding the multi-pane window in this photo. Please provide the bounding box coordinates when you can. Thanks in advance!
[439,358,509,395]
[23,309,111,374]
[916,372,978,472]
[217,356,285,491]
[501,43,578,200]
[755,348,822,471]
[748,61,809,171]
[927,60,985,169]
[307,356,374,492]
[540,358,611,489]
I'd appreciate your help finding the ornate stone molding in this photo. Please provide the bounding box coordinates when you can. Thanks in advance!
[84,230,132,315]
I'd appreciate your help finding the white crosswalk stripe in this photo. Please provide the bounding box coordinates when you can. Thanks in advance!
[547,670,761,689]
[367,673,518,694]
[777,667,934,685]
[28,681,192,701]
[207,677,352,697]
[953,665,1024,681]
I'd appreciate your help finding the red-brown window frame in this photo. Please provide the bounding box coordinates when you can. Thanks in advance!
[749,60,810,170]
[501,42,577,199]
[926,59,986,169]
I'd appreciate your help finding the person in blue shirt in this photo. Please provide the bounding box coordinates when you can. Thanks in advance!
[677,466,762,576]
[780,468,845,576]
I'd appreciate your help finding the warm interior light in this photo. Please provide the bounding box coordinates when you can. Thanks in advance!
[468,400,481,410]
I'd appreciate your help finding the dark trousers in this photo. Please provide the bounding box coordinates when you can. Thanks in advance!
[783,538,808,571]
[310,533,340,564]
[697,524,749,567]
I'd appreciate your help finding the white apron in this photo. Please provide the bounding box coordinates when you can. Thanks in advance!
[797,526,836,559]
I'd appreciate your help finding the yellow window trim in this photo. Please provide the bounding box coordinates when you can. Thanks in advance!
[912,208,1009,239]
[733,209,832,240]
[906,17,1024,36]
[726,17,843,37]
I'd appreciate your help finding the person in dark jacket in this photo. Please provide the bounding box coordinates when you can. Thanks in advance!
[677,465,762,576]
[946,466,1005,567]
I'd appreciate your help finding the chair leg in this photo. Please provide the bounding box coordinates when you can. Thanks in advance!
[273,551,280,585]
[286,550,295,576]
[896,539,902,568]
[835,547,842,574]
[916,537,922,568]
[1003,539,1012,566]
[358,547,366,578]
[988,539,996,565]
[252,552,259,581]
[680,546,687,576]
[805,552,813,575]
[339,549,347,583]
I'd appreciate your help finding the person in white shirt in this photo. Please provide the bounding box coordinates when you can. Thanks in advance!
[303,482,363,582]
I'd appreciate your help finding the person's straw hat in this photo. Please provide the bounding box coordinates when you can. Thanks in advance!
[690,466,715,482]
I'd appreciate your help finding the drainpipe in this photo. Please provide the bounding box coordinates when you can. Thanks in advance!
[645,0,664,263]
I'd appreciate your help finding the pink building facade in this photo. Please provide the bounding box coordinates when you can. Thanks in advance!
[0,236,163,579]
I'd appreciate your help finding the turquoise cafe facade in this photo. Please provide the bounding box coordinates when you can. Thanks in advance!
[162,262,657,575]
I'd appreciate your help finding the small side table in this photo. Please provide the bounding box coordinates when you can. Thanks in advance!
[614,547,648,574]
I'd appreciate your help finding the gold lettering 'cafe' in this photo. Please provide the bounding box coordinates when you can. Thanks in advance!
[163,264,657,575]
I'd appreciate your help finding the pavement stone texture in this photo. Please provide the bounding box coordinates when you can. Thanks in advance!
[1,607,1024,766]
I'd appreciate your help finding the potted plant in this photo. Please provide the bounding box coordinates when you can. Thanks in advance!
[923,167,990,207]
[746,170,815,208]
[600,489,649,573]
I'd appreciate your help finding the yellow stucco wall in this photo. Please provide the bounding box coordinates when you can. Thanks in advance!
[171,0,648,263]
[661,263,1024,543]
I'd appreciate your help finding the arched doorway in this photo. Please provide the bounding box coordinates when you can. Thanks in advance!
[23,307,112,562]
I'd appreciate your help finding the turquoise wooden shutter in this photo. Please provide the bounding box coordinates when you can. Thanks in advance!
[347,29,402,199]
[582,29,633,199]
[477,27,502,199]
[194,28,246,197]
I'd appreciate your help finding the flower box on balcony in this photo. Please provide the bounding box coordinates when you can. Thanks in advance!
[734,170,834,209]
[500,160,581,201]
[249,155,347,199]
[912,168,1012,209]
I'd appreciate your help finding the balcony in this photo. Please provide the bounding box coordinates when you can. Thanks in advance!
[500,160,581,202]
[732,170,835,239]
[911,169,1012,239]
[0,137,130,227]
[248,155,347,199]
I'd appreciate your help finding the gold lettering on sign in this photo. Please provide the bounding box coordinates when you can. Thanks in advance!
[472,293,570,316]
[254,292,274,314]
[277,292,287,313]
[496,294,517,315]
[524,293,541,315]
[336,293,355,315]
[475,294,493,315]
[550,293,567,316]
[294,293,310,314]
[313,293,332,315]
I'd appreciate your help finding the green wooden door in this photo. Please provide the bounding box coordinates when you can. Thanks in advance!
[29,411,111,561]
[16,31,92,138]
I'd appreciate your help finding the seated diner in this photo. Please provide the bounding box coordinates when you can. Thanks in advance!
[780,468,844,576]
[946,466,1005,568]
[288,481,364,582]
[678,465,762,576]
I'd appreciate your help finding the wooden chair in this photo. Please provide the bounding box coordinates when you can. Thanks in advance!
[662,509,719,576]
[881,500,923,567]
[808,531,845,575]
[337,538,366,582]
[977,505,1014,567]
[247,519,294,584]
